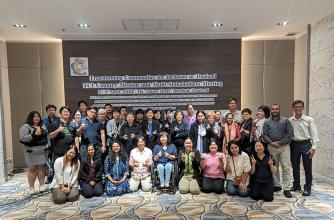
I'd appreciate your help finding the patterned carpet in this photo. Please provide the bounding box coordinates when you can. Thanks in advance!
[0,173,334,219]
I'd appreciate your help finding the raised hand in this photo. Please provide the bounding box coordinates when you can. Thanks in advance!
[35,127,42,136]
[250,155,257,165]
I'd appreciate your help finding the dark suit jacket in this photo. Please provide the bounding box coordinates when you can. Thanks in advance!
[79,157,103,184]
[142,120,160,149]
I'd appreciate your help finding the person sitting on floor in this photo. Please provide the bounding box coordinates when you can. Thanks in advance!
[50,146,80,204]
[104,141,129,196]
[177,138,201,195]
[225,140,251,197]
[200,139,225,194]
[129,136,153,192]
[249,141,277,202]
[78,143,104,198]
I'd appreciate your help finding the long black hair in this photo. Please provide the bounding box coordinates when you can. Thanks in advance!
[195,110,206,124]
[25,111,42,126]
[227,140,242,156]
[108,140,128,165]
[258,105,270,118]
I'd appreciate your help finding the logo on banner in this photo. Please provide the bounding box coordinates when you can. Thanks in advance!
[70,57,89,76]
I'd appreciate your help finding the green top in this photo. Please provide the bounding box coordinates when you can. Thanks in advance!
[184,151,194,174]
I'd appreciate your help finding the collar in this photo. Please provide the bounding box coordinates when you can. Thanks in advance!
[135,147,148,154]
[271,116,281,121]
[292,114,307,121]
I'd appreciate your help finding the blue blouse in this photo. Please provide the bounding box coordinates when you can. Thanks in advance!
[104,155,129,180]
[153,144,177,165]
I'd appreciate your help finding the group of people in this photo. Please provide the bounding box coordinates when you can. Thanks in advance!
[19,98,319,204]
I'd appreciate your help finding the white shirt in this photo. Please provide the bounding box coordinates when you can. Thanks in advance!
[49,157,80,188]
[129,147,152,178]
[289,114,319,149]
[225,152,251,183]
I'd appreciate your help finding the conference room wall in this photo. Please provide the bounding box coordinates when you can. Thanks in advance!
[0,40,11,180]
[294,33,308,109]
[241,40,295,117]
[6,43,64,168]
[310,11,334,179]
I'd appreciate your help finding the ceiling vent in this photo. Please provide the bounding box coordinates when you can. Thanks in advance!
[122,19,180,31]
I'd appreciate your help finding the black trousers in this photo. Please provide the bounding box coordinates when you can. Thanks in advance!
[290,140,313,191]
[201,176,225,194]
[250,181,274,201]
[80,182,104,198]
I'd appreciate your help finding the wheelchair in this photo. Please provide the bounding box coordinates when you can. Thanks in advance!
[151,162,178,194]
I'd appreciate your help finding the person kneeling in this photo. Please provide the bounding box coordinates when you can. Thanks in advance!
[129,137,153,192]
[104,141,129,196]
[177,138,201,195]
[79,144,104,198]
[200,139,225,194]
[225,141,251,197]
[249,141,277,202]
[50,146,80,204]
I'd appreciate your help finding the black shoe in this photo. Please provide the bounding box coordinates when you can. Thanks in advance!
[302,190,311,196]
[290,186,301,191]
[274,186,282,192]
[284,190,292,198]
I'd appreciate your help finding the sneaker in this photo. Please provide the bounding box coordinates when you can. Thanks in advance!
[39,185,47,192]
[28,187,36,195]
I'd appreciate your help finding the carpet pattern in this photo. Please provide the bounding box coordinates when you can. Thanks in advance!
[1,173,334,219]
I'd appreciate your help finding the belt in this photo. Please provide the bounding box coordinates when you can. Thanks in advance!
[292,139,310,144]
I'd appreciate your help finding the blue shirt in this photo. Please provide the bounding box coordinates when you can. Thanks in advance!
[153,144,177,165]
[42,116,60,132]
[81,117,104,146]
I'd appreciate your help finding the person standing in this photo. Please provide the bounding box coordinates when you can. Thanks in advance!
[49,106,79,163]
[239,108,253,155]
[289,100,319,196]
[142,108,160,150]
[119,113,143,155]
[42,104,60,183]
[106,108,125,143]
[184,104,196,129]
[263,104,294,198]
[170,110,189,152]
[78,100,88,118]
[80,107,106,159]
[20,111,48,194]
[104,104,113,120]
[223,98,242,124]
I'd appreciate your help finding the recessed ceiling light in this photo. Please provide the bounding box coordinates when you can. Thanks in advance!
[212,23,223,27]
[78,24,90,28]
[13,24,27,28]
[277,21,289,26]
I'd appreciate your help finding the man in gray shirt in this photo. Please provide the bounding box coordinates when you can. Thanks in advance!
[263,104,294,198]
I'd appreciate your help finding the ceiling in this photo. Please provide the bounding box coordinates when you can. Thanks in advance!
[0,0,334,42]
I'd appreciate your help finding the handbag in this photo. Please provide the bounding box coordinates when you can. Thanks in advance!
[232,156,242,186]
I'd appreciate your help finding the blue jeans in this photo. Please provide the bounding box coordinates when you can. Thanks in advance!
[226,180,249,197]
[157,163,173,185]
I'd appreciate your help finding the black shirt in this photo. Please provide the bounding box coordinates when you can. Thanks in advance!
[251,153,276,183]
[50,120,77,154]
